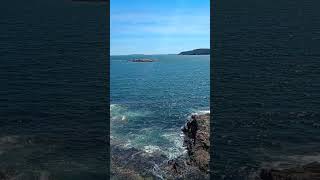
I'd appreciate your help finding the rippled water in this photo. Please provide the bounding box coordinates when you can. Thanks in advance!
[213,1,320,179]
[0,0,107,179]
[110,55,210,159]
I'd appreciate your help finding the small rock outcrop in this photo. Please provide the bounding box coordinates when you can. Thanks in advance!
[259,162,320,180]
[128,59,155,62]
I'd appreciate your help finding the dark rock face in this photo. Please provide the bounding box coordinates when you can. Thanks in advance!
[161,113,210,179]
[181,114,210,172]
[259,162,320,180]
[160,156,209,180]
[178,49,210,55]
[111,144,167,179]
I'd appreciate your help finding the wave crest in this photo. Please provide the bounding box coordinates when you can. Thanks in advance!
[110,104,151,122]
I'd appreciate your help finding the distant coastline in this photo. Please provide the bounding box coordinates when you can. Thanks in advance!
[179,48,210,55]
[111,48,210,56]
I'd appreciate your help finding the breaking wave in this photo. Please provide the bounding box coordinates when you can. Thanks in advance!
[110,104,151,123]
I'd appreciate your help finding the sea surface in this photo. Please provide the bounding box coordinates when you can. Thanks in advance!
[0,0,107,179]
[212,0,320,179]
[110,55,210,159]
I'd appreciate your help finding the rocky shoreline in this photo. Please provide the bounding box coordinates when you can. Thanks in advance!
[111,113,210,180]
[160,113,210,180]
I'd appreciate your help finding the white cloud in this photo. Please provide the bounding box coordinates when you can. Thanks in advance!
[111,11,209,36]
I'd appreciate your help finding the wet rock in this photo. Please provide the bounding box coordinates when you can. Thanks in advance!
[111,113,210,180]
[181,114,210,172]
[162,113,210,179]
[259,162,320,180]
[111,145,166,179]
[160,155,208,180]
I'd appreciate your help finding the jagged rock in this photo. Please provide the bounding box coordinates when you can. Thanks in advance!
[111,145,166,179]
[259,162,320,180]
[181,114,210,172]
[160,155,208,180]
[162,113,210,179]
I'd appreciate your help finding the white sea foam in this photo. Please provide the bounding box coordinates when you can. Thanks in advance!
[110,104,151,123]
[143,145,161,154]
[111,105,208,160]
[123,140,133,148]
[161,131,186,159]
[188,108,210,116]
[197,110,210,115]
[121,129,186,159]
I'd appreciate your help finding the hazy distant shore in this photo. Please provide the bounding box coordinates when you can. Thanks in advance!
[111,48,210,56]
[179,48,210,55]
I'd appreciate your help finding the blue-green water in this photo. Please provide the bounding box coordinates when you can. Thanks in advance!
[212,0,320,179]
[0,0,107,179]
[110,55,210,158]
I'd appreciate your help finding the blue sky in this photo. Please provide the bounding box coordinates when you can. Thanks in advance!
[111,0,210,55]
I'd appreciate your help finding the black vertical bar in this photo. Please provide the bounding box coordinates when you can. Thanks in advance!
[106,0,110,179]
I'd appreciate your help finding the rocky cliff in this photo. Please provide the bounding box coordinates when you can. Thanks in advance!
[161,113,210,179]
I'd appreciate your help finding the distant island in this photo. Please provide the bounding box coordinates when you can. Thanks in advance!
[128,58,155,62]
[179,48,210,55]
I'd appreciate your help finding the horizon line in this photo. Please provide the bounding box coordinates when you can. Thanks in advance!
[111,48,210,56]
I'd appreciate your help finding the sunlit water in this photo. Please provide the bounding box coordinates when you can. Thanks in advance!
[213,1,320,179]
[0,0,107,179]
[110,55,210,159]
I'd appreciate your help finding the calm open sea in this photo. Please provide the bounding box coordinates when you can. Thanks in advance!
[110,55,210,159]
[212,0,320,179]
[0,0,107,179]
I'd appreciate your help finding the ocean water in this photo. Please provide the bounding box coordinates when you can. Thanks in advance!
[0,0,107,179]
[110,55,210,159]
[212,0,320,179]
